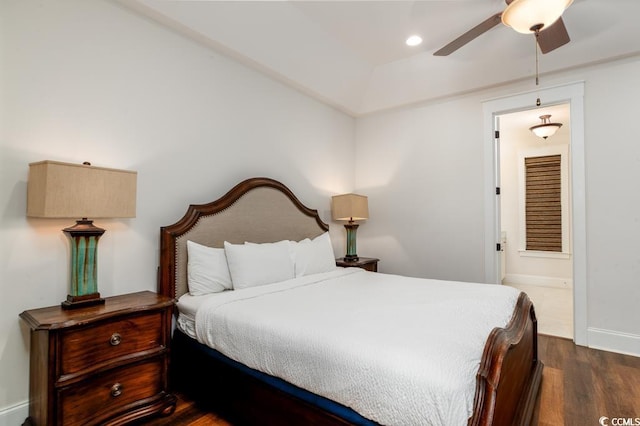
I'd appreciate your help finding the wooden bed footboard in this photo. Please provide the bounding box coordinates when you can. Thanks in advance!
[468,292,543,426]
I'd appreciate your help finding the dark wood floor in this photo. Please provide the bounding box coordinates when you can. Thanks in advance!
[142,335,640,425]
[533,335,640,426]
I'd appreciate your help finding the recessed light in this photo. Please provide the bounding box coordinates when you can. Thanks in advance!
[406,35,423,47]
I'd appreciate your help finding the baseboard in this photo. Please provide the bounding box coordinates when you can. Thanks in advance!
[503,273,573,289]
[588,327,640,357]
[0,401,27,426]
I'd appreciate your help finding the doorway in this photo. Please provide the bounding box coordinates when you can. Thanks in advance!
[498,104,573,339]
[482,82,587,345]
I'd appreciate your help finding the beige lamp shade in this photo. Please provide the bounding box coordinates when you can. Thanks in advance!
[331,193,369,222]
[27,160,137,219]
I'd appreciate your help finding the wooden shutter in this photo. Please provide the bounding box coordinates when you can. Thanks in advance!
[525,155,562,252]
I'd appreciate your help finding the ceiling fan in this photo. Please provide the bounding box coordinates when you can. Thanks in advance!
[434,0,573,56]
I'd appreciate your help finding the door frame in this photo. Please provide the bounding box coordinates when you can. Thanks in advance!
[482,81,587,346]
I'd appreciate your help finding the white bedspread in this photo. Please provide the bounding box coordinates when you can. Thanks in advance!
[194,268,521,426]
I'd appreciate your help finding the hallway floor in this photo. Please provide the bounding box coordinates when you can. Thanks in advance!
[506,283,573,339]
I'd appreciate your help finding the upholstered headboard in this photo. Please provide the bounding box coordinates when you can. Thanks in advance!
[158,177,329,299]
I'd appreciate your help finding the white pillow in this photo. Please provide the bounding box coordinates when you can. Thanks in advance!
[224,240,295,289]
[187,241,233,295]
[293,232,337,277]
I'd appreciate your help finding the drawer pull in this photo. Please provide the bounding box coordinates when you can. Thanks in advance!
[111,383,123,397]
[110,333,122,346]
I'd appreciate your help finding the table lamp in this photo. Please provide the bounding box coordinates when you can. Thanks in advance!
[27,160,137,309]
[331,193,368,261]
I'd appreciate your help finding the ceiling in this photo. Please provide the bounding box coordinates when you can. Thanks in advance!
[120,0,640,116]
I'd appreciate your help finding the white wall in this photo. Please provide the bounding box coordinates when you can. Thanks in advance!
[0,0,355,415]
[583,58,640,354]
[355,57,640,355]
[355,100,486,281]
[499,108,573,287]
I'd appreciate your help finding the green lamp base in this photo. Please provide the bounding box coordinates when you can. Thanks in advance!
[62,219,106,310]
[343,222,360,262]
[61,293,105,309]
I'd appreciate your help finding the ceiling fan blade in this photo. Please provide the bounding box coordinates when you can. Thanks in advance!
[537,17,570,54]
[433,12,502,56]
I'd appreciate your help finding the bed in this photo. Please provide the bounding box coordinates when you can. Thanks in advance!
[158,177,543,425]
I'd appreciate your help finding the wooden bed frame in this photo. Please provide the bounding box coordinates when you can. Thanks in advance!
[158,177,543,426]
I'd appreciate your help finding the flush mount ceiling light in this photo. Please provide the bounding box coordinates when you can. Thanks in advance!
[406,35,423,47]
[530,114,562,139]
[502,0,573,34]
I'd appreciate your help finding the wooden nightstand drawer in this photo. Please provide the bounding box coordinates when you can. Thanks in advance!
[60,311,163,376]
[59,358,164,426]
[20,291,176,425]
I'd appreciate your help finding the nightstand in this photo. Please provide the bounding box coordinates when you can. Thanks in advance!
[19,291,176,426]
[336,257,379,272]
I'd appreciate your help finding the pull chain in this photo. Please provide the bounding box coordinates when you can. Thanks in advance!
[534,27,541,107]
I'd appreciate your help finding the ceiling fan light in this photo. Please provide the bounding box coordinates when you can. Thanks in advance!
[502,0,573,34]
[529,114,562,139]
